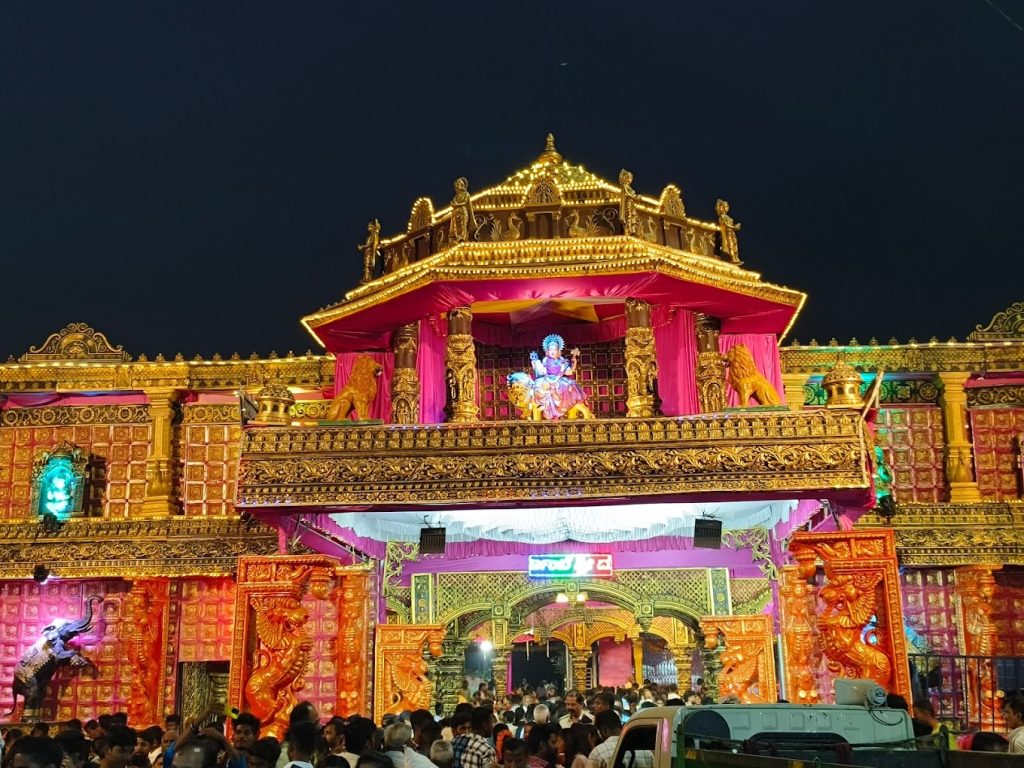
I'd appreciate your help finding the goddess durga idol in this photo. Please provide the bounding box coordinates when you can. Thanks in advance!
[528,334,591,420]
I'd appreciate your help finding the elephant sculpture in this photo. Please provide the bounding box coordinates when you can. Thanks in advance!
[5,595,102,718]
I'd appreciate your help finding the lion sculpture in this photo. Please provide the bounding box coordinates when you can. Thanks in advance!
[507,372,594,421]
[725,344,781,406]
[327,356,383,421]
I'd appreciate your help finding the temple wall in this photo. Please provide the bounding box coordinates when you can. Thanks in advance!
[901,568,959,655]
[0,414,152,519]
[181,409,243,516]
[876,405,947,503]
[970,407,1024,501]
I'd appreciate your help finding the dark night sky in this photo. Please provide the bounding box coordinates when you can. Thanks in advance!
[2,2,1022,359]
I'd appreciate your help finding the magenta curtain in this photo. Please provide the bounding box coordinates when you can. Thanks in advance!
[653,308,699,416]
[333,351,394,421]
[719,333,786,407]
[417,317,448,424]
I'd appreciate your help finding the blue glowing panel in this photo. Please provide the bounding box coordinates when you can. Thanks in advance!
[37,458,78,520]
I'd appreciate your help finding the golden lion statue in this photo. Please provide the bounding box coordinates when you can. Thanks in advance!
[726,344,781,406]
[507,372,594,421]
[327,356,383,420]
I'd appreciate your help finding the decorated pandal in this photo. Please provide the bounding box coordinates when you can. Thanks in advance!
[2,138,1024,739]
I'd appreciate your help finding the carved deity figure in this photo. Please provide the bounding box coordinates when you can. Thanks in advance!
[817,572,892,689]
[509,334,593,421]
[779,567,822,703]
[120,583,166,726]
[725,345,781,406]
[715,199,742,264]
[619,169,639,236]
[958,567,1003,727]
[449,177,474,243]
[327,356,383,421]
[244,596,313,741]
[358,220,381,283]
[5,596,101,719]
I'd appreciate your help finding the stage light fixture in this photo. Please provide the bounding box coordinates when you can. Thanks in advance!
[693,517,723,549]
[418,526,447,554]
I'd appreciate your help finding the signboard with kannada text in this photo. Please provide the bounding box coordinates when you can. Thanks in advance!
[527,553,614,579]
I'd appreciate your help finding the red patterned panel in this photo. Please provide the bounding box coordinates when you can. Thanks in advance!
[901,569,959,654]
[182,422,242,517]
[0,579,130,721]
[298,591,340,718]
[874,406,946,502]
[970,408,1024,501]
[177,578,235,662]
[475,341,627,421]
[0,421,150,520]
[993,570,1024,657]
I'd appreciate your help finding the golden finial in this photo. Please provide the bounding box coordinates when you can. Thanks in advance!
[537,133,562,164]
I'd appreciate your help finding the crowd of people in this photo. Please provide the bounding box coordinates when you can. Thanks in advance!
[2,679,1023,768]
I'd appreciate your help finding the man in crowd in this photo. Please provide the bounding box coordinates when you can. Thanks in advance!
[281,721,317,768]
[1003,694,1024,754]
[525,725,557,768]
[428,742,452,768]
[912,701,956,751]
[136,727,164,767]
[169,738,219,768]
[451,708,494,768]
[245,740,283,768]
[500,740,527,768]
[558,692,592,730]
[102,727,137,768]
[589,693,615,719]
[382,722,436,768]
[232,714,261,755]
[586,712,620,768]
[9,737,64,768]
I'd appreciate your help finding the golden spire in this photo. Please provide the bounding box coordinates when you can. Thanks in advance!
[537,133,562,165]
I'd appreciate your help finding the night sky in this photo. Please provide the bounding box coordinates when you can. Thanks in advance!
[2,2,1022,359]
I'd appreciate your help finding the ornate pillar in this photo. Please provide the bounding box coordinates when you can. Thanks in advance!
[956,564,1003,729]
[695,314,726,412]
[631,636,645,686]
[445,307,478,422]
[119,579,170,727]
[699,615,778,703]
[390,323,420,424]
[697,633,722,702]
[570,648,591,690]
[142,387,182,516]
[624,298,658,417]
[373,625,445,723]
[778,561,822,704]
[788,529,913,706]
[491,648,511,695]
[781,373,808,411]
[938,372,982,502]
[438,637,468,716]
[669,643,693,691]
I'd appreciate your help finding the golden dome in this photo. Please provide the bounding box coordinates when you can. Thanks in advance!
[536,133,563,165]
[822,360,864,408]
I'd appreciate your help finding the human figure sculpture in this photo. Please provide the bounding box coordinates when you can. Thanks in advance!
[358,220,381,283]
[510,334,593,421]
[715,199,742,264]
[449,177,474,243]
[619,169,639,235]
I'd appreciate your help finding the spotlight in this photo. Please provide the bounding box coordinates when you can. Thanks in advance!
[479,639,493,654]
[33,564,50,584]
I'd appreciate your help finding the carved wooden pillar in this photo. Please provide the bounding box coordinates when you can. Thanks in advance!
[779,561,822,704]
[142,387,182,516]
[120,579,170,727]
[697,633,722,701]
[788,529,912,706]
[438,637,468,716]
[668,643,693,690]
[390,323,420,424]
[491,648,510,695]
[781,373,807,411]
[631,636,645,686]
[938,372,982,502]
[228,556,372,739]
[695,314,726,413]
[956,564,1003,729]
[624,298,658,417]
[445,307,478,423]
[699,615,778,703]
[373,625,445,723]
[570,649,591,690]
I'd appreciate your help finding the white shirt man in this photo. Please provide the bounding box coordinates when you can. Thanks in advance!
[558,692,593,729]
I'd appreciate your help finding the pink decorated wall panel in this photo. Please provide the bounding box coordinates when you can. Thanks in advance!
[970,408,1024,501]
[298,589,341,718]
[0,579,131,720]
[874,406,946,502]
[182,423,242,517]
[176,577,235,662]
[0,422,151,519]
[993,570,1024,657]
[596,637,633,687]
[901,569,958,655]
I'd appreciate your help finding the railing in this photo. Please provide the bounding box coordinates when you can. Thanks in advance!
[909,653,1024,732]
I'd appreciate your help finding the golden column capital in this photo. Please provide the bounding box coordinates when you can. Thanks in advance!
[781,373,808,412]
[936,371,982,502]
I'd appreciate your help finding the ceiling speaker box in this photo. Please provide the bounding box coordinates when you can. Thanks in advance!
[693,518,722,550]
[419,527,447,554]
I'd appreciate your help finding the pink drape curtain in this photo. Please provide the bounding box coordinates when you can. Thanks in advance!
[653,308,699,416]
[333,351,394,421]
[719,333,786,407]
[418,318,448,424]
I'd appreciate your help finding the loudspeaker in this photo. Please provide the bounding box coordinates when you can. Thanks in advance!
[693,518,722,549]
[419,527,447,554]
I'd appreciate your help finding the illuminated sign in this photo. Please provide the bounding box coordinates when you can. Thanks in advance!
[528,554,613,579]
